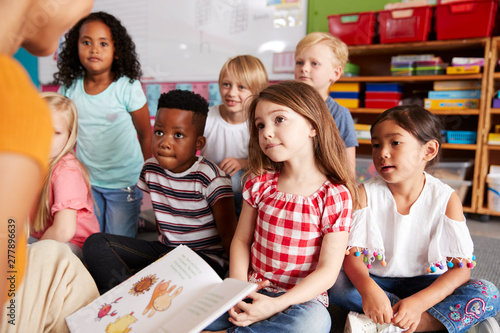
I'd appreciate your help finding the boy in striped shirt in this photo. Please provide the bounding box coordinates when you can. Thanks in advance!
[83,90,237,294]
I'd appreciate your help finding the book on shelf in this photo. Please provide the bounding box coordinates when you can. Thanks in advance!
[65,245,257,333]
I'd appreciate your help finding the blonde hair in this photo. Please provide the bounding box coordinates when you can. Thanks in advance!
[295,32,349,71]
[218,55,269,95]
[246,81,358,205]
[32,92,91,232]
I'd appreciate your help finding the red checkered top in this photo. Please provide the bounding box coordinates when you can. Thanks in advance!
[243,172,352,306]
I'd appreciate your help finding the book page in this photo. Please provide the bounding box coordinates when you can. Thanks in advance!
[159,278,257,333]
[66,245,223,333]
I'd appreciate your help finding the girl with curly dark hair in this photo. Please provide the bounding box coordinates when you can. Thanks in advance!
[55,12,152,238]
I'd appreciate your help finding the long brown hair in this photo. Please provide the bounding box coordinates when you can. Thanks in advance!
[246,81,358,204]
[32,92,91,232]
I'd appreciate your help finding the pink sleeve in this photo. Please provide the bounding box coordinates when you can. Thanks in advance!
[50,163,92,217]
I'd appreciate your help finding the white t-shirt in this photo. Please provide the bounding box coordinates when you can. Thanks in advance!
[349,172,474,277]
[200,104,249,166]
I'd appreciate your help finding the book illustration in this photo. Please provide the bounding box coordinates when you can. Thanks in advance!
[104,312,137,333]
[129,274,159,296]
[143,280,183,318]
[66,245,257,333]
[96,297,122,320]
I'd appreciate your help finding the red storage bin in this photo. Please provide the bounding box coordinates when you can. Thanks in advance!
[365,92,403,100]
[365,99,402,108]
[436,0,498,40]
[378,6,433,43]
[327,11,376,45]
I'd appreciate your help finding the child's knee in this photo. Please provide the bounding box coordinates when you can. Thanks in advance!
[82,232,108,257]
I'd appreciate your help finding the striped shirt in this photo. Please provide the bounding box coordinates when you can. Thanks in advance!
[138,156,233,257]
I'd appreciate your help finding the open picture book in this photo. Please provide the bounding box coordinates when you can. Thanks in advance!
[66,245,257,333]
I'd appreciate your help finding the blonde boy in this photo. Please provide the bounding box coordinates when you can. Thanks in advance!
[295,32,357,167]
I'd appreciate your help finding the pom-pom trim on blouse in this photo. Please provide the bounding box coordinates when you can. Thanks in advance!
[345,246,475,271]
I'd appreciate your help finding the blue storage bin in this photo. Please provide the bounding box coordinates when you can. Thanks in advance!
[446,131,477,144]
[365,83,403,92]
[329,91,360,99]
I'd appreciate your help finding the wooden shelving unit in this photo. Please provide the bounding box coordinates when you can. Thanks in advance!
[339,38,492,214]
[477,37,500,217]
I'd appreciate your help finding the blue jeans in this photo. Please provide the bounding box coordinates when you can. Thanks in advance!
[204,290,331,333]
[92,185,142,237]
[82,233,226,294]
[329,271,500,333]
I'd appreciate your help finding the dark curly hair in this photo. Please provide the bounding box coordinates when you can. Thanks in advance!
[53,11,142,87]
[157,90,209,136]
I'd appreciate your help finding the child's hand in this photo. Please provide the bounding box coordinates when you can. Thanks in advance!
[362,286,393,325]
[391,298,425,332]
[220,157,243,176]
[255,279,270,291]
[228,290,287,327]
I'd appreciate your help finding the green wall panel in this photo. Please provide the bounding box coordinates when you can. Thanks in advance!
[307,0,399,33]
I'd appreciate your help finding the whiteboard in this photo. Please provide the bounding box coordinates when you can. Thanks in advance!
[38,0,307,84]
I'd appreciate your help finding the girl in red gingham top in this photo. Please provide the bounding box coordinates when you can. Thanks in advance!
[203,81,359,333]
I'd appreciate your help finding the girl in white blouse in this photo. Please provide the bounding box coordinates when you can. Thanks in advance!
[329,105,500,333]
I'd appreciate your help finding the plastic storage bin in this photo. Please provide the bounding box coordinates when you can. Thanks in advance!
[440,179,472,204]
[428,159,474,181]
[365,99,401,108]
[487,173,500,212]
[356,155,377,183]
[436,0,499,40]
[365,92,403,100]
[328,11,376,45]
[446,131,477,144]
[366,83,403,92]
[378,6,433,43]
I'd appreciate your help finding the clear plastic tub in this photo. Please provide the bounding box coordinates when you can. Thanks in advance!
[427,159,474,180]
[356,155,377,183]
[439,178,472,203]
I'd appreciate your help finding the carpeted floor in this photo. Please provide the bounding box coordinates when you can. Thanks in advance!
[329,235,500,332]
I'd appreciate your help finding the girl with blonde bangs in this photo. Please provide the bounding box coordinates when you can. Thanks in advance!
[202,55,269,219]
[30,92,99,258]
[218,55,269,100]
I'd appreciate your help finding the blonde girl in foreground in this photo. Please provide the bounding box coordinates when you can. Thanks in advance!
[30,92,99,259]
[204,81,357,332]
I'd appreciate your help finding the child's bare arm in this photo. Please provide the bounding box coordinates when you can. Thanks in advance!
[131,103,152,160]
[229,231,348,327]
[40,209,77,243]
[344,249,393,324]
[211,196,237,257]
[229,201,257,281]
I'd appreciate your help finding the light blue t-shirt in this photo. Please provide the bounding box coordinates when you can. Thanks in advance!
[59,76,147,189]
[325,96,359,148]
